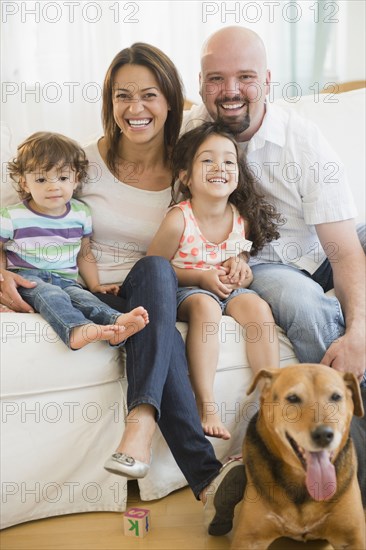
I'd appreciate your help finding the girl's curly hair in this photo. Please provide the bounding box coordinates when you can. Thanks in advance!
[8,131,89,200]
[171,122,285,256]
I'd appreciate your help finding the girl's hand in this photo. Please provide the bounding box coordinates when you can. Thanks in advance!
[198,268,232,299]
[0,269,36,312]
[220,257,253,288]
[90,283,120,295]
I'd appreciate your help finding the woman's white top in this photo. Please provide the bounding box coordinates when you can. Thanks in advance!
[81,139,171,284]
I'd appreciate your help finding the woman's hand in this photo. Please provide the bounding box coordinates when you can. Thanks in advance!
[219,257,253,288]
[90,283,120,295]
[0,269,36,312]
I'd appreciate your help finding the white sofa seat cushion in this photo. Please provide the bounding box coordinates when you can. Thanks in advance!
[1,313,122,397]
[1,379,128,529]
[0,312,128,529]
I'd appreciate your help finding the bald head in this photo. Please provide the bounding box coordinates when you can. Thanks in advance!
[201,26,267,72]
[199,26,270,142]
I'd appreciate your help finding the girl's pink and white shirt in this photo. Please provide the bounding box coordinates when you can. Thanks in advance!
[171,200,252,270]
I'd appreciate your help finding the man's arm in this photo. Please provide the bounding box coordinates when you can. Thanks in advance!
[316,219,366,379]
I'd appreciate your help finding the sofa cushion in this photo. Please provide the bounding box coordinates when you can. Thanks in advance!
[1,313,122,397]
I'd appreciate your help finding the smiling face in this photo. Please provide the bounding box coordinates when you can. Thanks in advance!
[200,27,270,142]
[22,164,78,216]
[182,134,239,202]
[112,63,170,146]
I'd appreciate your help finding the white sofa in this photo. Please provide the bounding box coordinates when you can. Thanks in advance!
[1,89,365,529]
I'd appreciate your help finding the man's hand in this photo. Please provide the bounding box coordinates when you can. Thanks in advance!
[90,283,120,295]
[316,220,365,382]
[321,327,366,381]
[219,257,253,288]
[0,269,36,312]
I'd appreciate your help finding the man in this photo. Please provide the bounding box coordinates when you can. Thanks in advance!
[182,25,366,536]
[183,26,366,382]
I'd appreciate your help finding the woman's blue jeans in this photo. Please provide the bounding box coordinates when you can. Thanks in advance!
[95,256,222,498]
[17,270,122,348]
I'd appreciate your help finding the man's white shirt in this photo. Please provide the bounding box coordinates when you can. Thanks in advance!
[182,103,357,274]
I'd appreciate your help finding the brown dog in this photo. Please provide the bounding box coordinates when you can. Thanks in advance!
[231,364,365,549]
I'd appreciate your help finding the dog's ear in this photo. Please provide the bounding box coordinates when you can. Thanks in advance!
[343,372,364,417]
[247,368,280,395]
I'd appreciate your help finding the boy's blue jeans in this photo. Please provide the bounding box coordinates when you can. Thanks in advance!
[16,269,122,348]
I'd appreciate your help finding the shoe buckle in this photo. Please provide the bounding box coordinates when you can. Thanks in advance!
[112,453,135,466]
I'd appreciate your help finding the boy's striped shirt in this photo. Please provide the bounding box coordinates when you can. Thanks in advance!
[0,199,92,279]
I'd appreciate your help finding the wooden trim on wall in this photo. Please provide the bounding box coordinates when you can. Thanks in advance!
[322,80,366,93]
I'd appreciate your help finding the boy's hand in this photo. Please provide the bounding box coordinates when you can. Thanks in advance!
[220,257,253,288]
[90,283,120,295]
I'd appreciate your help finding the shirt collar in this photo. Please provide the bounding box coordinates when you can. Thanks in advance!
[246,101,287,153]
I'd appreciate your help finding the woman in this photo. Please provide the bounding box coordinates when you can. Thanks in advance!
[0,43,245,533]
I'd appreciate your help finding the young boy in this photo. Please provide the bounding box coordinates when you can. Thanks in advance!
[0,131,148,349]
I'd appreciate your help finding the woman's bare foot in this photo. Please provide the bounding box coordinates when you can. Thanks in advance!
[110,306,149,345]
[115,404,156,464]
[70,323,126,350]
[199,401,231,440]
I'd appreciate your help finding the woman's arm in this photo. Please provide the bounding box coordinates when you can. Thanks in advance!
[0,243,36,312]
[77,237,119,295]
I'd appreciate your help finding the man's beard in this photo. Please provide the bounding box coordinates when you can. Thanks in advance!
[214,96,250,136]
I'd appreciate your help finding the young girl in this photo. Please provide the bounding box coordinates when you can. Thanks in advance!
[148,122,284,439]
[0,131,148,349]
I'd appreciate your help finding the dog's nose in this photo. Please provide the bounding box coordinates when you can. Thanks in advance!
[311,426,334,448]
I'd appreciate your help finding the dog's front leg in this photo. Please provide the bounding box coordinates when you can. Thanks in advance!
[231,503,280,550]
[231,535,277,550]
[327,525,366,550]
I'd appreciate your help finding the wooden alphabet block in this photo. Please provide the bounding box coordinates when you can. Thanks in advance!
[123,507,151,538]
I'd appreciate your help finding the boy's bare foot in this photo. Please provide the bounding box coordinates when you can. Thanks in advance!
[110,306,149,345]
[70,323,126,350]
[200,401,231,440]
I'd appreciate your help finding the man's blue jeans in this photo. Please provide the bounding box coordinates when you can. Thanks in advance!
[95,256,222,498]
[250,224,366,383]
[17,270,122,348]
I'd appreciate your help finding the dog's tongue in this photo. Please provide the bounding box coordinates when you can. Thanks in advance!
[305,451,336,501]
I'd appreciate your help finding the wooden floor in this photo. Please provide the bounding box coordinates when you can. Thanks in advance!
[0,481,333,550]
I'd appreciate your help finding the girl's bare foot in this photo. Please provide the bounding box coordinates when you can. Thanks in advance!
[110,306,149,345]
[70,323,126,350]
[200,401,231,440]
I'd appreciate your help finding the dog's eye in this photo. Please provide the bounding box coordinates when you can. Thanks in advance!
[286,394,302,404]
[330,393,342,402]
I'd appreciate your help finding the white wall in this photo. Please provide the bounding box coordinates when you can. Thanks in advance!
[342,0,366,82]
[330,0,366,85]
[0,0,365,149]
